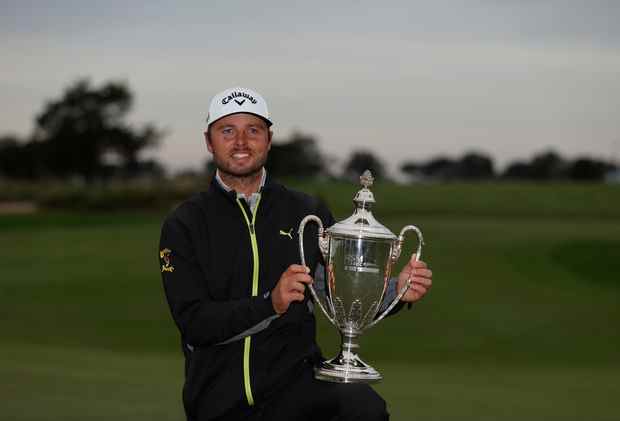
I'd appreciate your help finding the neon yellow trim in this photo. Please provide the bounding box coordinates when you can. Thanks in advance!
[243,336,254,405]
[236,195,262,406]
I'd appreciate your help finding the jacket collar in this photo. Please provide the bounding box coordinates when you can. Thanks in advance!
[214,168,267,196]
[208,168,279,203]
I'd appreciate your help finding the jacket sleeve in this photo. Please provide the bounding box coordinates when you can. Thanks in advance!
[318,200,336,229]
[159,215,276,348]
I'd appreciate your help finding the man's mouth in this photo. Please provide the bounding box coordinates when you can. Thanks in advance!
[232,152,250,159]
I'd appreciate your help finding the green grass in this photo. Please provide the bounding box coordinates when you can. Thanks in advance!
[289,180,620,220]
[1,182,619,420]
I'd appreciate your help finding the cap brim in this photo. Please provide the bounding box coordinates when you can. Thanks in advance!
[207,112,273,128]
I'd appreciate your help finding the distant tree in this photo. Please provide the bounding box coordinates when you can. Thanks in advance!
[457,152,495,179]
[0,137,22,178]
[267,132,325,178]
[529,150,567,180]
[134,159,166,179]
[344,149,386,181]
[422,156,458,179]
[32,79,162,181]
[568,158,615,181]
[400,161,423,181]
[0,136,43,179]
[400,151,494,182]
[503,160,532,179]
[108,125,163,178]
[502,150,568,180]
[400,157,455,180]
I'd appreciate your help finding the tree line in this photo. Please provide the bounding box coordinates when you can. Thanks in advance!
[399,150,617,182]
[0,79,163,182]
[1,79,617,183]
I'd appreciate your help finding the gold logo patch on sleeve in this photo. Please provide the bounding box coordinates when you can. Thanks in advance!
[160,248,175,273]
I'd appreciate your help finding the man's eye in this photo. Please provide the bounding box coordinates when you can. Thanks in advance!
[248,128,258,134]
[222,128,233,135]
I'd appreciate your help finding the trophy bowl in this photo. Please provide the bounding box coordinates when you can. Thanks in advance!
[299,170,423,383]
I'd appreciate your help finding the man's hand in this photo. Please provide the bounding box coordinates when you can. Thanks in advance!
[271,264,313,314]
[397,254,433,303]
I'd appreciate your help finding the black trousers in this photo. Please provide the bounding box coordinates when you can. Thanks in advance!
[251,362,389,421]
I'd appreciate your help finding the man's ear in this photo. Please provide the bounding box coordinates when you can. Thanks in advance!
[204,131,214,153]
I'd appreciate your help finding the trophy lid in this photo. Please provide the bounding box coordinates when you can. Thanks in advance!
[327,170,397,240]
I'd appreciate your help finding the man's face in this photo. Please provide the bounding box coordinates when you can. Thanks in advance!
[205,113,272,177]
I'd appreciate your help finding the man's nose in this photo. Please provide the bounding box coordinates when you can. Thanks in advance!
[233,130,249,146]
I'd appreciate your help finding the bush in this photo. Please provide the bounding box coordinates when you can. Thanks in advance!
[0,178,209,211]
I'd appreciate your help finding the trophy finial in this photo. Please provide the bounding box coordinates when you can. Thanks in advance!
[360,170,374,189]
[354,170,376,205]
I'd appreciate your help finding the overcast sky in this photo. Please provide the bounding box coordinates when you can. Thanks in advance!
[2,0,619,175]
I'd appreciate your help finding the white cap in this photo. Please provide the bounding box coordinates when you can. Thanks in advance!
[206,86,272,128]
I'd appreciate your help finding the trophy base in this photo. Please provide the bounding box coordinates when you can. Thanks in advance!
[314,353,382,384]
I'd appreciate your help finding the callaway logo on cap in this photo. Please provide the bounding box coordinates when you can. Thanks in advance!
[206,86,272,128]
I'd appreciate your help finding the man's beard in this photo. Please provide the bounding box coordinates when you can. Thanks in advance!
[215,154,267,179]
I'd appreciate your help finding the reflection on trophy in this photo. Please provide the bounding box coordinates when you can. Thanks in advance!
[298,170,424,383]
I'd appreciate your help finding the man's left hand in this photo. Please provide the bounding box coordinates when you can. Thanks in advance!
[397,254,433,303]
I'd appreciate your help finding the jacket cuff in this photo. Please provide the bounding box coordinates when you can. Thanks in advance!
[254,290,277,319]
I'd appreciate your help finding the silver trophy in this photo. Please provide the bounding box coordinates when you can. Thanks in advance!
[298,170,424,383]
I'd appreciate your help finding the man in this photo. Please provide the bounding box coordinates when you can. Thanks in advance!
[159,87,433,421]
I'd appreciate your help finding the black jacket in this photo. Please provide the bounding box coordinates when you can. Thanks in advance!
[159,175,334,420]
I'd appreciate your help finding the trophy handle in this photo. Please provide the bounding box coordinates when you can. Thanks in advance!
[366,225,424,329]
[298,215,337,326]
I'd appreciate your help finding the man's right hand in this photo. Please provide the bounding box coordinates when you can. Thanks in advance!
[271,264,312,314]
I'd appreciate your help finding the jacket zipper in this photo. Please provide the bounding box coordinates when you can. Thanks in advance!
[236,195,262,407]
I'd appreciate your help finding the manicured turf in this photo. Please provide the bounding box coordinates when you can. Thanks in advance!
[1,182,619,420]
